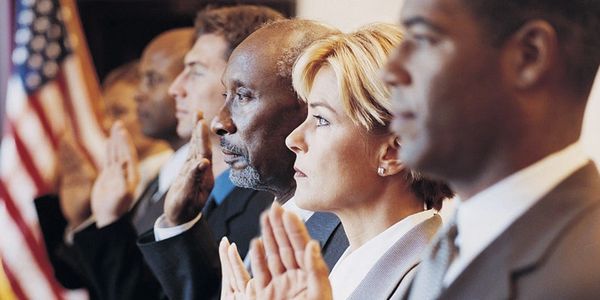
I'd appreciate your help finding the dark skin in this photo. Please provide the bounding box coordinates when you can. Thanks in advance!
[383,0,590,199]
[165,21,339,225]
[211,25,314,202]
[135,28,192,150]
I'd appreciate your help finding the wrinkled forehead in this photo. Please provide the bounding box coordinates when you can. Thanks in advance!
[222,41,281,89]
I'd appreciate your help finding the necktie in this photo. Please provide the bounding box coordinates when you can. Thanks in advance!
[408,219,459,300]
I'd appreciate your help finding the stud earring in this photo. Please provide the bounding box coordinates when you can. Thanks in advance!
[377,166,386,176]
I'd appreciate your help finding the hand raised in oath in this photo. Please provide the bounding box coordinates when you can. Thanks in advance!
[164,114,214,226]
[56,131,97,228]
[91,121,139,227]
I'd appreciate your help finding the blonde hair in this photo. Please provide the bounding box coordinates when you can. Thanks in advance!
[292,23,402,132]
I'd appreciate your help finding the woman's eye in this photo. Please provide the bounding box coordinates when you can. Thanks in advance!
[313,115,330,127]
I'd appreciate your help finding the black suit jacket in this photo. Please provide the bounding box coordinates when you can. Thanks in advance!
[71,185,272,300]
[35,175,166,299]
[404,162,600,300]
[34,195,92,291]
[137,205,348,300]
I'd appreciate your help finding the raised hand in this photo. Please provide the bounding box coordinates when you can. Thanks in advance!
[164,114,214,226]
[57,131,97,228]
[91,121,140,227]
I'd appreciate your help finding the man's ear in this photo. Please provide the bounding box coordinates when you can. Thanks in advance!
[377,136,404,177]
[503,20,558,89]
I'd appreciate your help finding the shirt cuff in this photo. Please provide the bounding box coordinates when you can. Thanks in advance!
[153,213,202,241]
[63,217,95,245]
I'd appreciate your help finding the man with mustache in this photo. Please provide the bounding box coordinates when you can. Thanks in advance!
[136,19,347,300]
[72,6,285,300]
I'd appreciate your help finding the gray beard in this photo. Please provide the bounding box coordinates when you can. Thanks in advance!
[229,165,264,190]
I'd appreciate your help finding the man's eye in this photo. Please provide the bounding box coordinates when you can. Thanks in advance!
[235,89,252,103]
[411,33,436,45]
[191,66,204,77]
[313,115,330,127]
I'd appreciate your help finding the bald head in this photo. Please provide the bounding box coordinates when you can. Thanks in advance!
[212,20,340,199]
[135,28,193,144]
[142,28,194,73]
[233,19,340,82]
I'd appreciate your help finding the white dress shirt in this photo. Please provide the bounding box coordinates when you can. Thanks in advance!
[154,194,314,241]
[157,143,189,198]
[281,196,314,221]
[443,142,589,286]
[329,210,436,300]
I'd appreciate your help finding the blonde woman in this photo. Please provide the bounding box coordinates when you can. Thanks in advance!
[219,23,453,300]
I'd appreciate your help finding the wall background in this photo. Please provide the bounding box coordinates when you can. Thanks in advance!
[298,0,600,165]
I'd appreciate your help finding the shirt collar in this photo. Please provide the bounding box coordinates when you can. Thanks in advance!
[281,196,315,221]
[208,169,236,205]
[158,143,190,194]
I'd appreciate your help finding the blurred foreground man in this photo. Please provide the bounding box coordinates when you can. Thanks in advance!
[382,0,600,299]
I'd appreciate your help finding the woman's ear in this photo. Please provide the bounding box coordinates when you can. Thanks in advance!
[377,136,404,176]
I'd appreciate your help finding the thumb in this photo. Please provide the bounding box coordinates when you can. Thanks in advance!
[304,240,332,300]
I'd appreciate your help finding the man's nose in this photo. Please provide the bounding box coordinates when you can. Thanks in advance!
[210,104,236,136]
[168,72,186,99]
[382,45,412,86]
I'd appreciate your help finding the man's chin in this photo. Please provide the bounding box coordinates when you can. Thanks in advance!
[229,166,262,190]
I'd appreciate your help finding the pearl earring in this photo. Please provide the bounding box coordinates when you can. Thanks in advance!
[377,167,386,176]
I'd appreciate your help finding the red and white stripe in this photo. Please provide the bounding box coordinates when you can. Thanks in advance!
[0,0,106,299]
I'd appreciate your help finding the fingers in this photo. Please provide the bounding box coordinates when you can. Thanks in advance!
[268,202,299,270]
[228,242,251,292]
[109,121,139,194]
[282,210,311,268]
[219,237,234,296]
[260,210,285,276]
[107,122,121,165]
[249,238,271,290]
[196,117,213,159]
[304,240,332,300]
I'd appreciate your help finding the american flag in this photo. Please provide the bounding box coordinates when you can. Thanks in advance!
[0,0,106,299]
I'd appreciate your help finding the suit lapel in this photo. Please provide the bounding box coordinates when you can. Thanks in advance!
[305,212,349,270]
[348,214,442,300]
[131,176,162,234]
[306,212,341,246]
[206,187,255,238]
[441,163,600,299]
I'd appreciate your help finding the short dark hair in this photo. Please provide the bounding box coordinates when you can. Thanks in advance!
[462,0,600,95]
[194,5,284,59]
